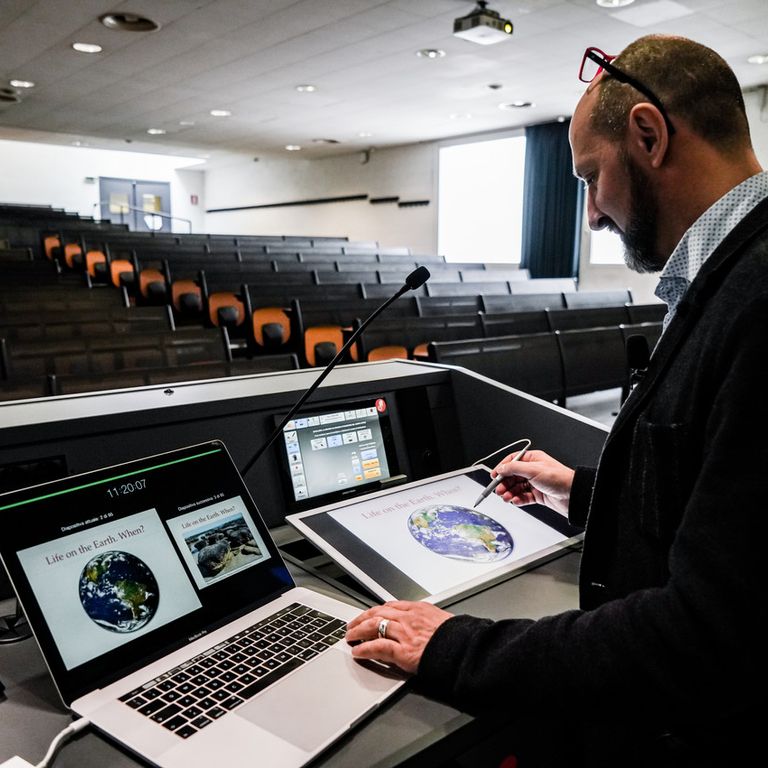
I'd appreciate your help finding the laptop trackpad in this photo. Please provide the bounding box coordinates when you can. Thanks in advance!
[235,649,392,752]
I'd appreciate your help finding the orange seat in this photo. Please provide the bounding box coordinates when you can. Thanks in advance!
[252,307,291,349]
[110,259,135,289]
[208,292,244,327]
[412,342,429,359]
[85,250,107,278]
[304,325,345,367]
[171,280,202,314]
[63,242,83,269]
[43,235,61,261]
[368,345,409,362]
[139,268,167,301]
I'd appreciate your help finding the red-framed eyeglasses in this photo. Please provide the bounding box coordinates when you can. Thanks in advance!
[578,46,676,136]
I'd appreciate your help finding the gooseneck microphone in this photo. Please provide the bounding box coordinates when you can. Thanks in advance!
[240,265,431,478]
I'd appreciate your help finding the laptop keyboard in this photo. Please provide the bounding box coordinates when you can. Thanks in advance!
[119,602,347,739]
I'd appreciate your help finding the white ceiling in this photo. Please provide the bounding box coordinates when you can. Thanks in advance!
[1,0,767,162]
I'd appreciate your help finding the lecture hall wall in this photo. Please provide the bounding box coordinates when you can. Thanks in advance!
[1,88,766,304]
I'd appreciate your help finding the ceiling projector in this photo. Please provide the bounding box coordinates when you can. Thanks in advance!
[453,1,513,45]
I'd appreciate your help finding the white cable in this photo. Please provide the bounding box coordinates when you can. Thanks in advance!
[471,438,531,468]
[35,718,90,768]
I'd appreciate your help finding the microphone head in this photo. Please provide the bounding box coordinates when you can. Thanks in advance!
[626,333,650,369]
[405,265,431,290]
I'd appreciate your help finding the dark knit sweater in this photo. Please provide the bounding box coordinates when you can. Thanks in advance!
[415,197,768,765]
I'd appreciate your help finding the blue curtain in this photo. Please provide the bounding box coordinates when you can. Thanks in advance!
[520,120,583,278]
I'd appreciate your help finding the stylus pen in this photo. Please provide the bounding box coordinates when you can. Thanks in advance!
[473,447,529,508]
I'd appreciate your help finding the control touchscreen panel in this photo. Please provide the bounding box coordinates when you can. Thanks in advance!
[277,396,400,510]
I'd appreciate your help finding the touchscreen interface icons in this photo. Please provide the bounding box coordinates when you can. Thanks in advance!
[280,397,395,505]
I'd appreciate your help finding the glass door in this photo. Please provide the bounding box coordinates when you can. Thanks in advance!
[99,177,172,232]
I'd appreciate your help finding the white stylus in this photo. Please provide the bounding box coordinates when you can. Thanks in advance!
[473,446,529,508]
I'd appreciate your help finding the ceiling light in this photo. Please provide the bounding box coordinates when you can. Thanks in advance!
[147,128,166,135]
[295,84,317,92]
[596,0,635,7]
[210,109,231,117]
[9,79,35,88]
[416,49,446,59]
[499,100,535,109]
[747,54,768,65]
[311,138,339,144]
[449,112,473,120]
[99,13,160,32]
[285,145,302,151]
[72,42,103,54]
[179,120,195,126]
[358,131,373,138]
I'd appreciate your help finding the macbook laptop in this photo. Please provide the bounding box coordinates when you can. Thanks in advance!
[0,439,405,768]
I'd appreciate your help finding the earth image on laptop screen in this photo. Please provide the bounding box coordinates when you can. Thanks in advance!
[407,505,513,563]
[78,551,159,633]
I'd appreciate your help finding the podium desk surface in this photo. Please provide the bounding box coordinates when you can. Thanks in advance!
[0,547,580,768]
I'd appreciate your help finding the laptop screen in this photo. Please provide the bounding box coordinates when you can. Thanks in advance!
[0,440,293,704]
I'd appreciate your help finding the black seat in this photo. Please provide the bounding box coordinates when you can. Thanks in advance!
[428,333,565,405]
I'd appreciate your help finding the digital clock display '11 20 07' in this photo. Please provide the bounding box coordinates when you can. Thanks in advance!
[106,479,147,499]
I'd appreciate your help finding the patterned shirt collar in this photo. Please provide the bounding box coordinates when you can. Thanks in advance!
[655,170,768,330]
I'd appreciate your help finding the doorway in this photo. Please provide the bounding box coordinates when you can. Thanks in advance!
[99,177,172,232]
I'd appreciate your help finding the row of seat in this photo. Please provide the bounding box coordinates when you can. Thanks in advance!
[227,286,636,365]
[356,303,665,362]
[428,322,663,407]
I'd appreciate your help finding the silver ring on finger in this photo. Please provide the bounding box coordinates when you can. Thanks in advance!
[377,617,390,640]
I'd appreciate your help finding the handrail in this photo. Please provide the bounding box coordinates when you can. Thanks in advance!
[94,201,192,233]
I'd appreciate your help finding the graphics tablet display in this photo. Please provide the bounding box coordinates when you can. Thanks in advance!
[275,396,401,512]
[286,466,583,607]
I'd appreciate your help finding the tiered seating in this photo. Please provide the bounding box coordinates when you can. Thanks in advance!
[0,212,305,399]
[1,201,666,406]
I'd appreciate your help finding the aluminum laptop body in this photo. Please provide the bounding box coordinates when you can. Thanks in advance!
[0,440,404,768]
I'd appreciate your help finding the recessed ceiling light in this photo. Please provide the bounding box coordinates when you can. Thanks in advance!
[72,42,103,54]
[499,100,535,109]
[295,84,317,92]
[210,109,231,117]
[416,49,446,59]
[596,0,635,7]
[311,138,339,144]
[99,13,160,32]
[147,128,166,135]
[71,140,89,147]
[285,145,302,151]
[748,54,768,65]
[358,131,373,138]
[9,79,35,88]
[179,120,195,126]
[449,112,473,120]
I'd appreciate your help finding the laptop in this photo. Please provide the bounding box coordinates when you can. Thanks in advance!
[0,440,405,768]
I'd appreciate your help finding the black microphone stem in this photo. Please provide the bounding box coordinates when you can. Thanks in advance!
[240,283,411,479]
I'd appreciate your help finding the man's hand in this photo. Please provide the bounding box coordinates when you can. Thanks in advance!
[491,449,575,516]
[345,600,453,674]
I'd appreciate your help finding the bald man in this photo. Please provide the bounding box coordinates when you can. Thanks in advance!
[346,35,768,766]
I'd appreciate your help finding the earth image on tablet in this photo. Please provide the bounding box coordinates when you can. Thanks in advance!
[79,551,159,632]
[407,505,513,562]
